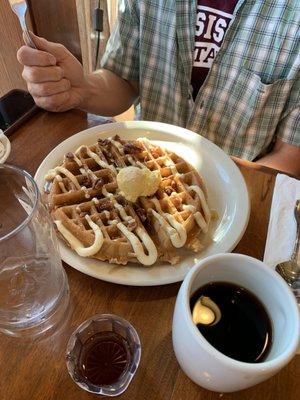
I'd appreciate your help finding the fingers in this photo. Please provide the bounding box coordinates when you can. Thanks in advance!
[34,92,71,112]
[17,45,56,67]
[17,33,71,67]
[22,65,64,83]
[28,32,70,61]
[27,79,71,97]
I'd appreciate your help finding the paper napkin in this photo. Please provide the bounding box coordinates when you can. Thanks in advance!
[263,173,300,353]
[264,174,300,268]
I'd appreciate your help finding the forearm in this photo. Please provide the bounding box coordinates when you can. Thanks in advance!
[79,69,138,116]
[256,140,300,177]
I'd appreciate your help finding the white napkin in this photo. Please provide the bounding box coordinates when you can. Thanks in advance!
[263,173,300,353]
[264,174,300,268]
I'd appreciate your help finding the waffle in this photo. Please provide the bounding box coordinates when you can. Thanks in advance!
[44,136,213,266]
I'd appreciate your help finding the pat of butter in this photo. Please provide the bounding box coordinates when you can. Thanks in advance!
[117,166,161,202]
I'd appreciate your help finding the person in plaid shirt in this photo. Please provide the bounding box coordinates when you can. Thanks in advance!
[17,0,300,175]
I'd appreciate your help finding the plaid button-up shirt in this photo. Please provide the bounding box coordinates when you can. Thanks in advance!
[101,0,300,160]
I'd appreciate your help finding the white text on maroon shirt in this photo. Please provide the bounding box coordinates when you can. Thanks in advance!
[194,5,234,68]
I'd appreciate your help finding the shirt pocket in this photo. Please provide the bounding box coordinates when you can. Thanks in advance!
[198,66,294,159]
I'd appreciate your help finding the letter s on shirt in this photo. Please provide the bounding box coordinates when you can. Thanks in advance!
[196,11,206,37]
[213,18,227,43]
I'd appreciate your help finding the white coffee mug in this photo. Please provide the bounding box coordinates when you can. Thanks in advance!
[172,253,300,392]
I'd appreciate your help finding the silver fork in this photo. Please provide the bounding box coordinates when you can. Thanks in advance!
[8,0,36,48]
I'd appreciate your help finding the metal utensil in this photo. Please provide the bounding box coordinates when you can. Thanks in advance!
[275,200,300,296]
[8,0,36,48]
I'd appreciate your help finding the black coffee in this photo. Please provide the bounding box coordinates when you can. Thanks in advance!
[190,282,272,363]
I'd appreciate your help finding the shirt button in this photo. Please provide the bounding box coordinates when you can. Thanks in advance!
[187,93,192,99]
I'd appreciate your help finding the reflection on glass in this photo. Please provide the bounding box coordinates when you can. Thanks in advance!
[0,164,69,338]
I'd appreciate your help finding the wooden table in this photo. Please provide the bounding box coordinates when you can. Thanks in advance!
[1,110,299,400]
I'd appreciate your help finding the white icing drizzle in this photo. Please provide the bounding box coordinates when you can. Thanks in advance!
[117,222,157,265]
[103,210,110,219]
[72,154,83,167]
[88,168,98,179]
[114,203,132,222]
[127,155,136,165]
[102,184,157,264]
[164,158,178,175]
[182,186,211,233]
[102,186,113,198]
[152,210,186,248]
[159,155,168,162]
[55,215,103,257]
[183,204,208,232]
[164,213,187,246]
[45,167,81,190]
[136,161,146,169]
[81,186,90,199]
[75,145,84,155]
[55,175,67,193]
[150,198,187,248]
[44,169,61,181]
[92,197,99,205]
[103,186,130,221]
[150,197,163,213]
[58,183,67,193]
[80,167,97,180]
[189,185,211,224]
[103,186,134,223]
[183,204,196,212]
[194,211,208,233]
[76,145,116,173]
[141,148,180,177]
[110,139,124,154]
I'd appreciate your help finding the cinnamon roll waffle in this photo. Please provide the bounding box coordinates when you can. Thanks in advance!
[44,136,214,266]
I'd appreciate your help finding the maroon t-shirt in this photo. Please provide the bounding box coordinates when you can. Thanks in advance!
[191,0,239,98]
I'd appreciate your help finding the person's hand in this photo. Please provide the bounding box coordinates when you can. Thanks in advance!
[17,33,88,112]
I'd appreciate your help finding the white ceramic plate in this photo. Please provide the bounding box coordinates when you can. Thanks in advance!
[35,121,250,286]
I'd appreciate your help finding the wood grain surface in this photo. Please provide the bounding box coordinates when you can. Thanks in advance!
[28,0,82,60]
[75,0,110,73]
[0,0,29,97]
[1,110,299,400]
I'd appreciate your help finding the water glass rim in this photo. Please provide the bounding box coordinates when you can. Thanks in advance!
[0,163,39,243]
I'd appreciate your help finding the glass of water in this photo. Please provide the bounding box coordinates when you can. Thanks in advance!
[0,164,69,337]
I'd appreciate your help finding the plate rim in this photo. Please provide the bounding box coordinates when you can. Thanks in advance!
[34,120,250,286]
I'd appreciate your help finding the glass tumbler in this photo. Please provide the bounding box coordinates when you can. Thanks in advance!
[66,314,141,396]
[0,164,69,337]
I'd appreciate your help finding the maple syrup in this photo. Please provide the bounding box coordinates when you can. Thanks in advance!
[78,331,129,385]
